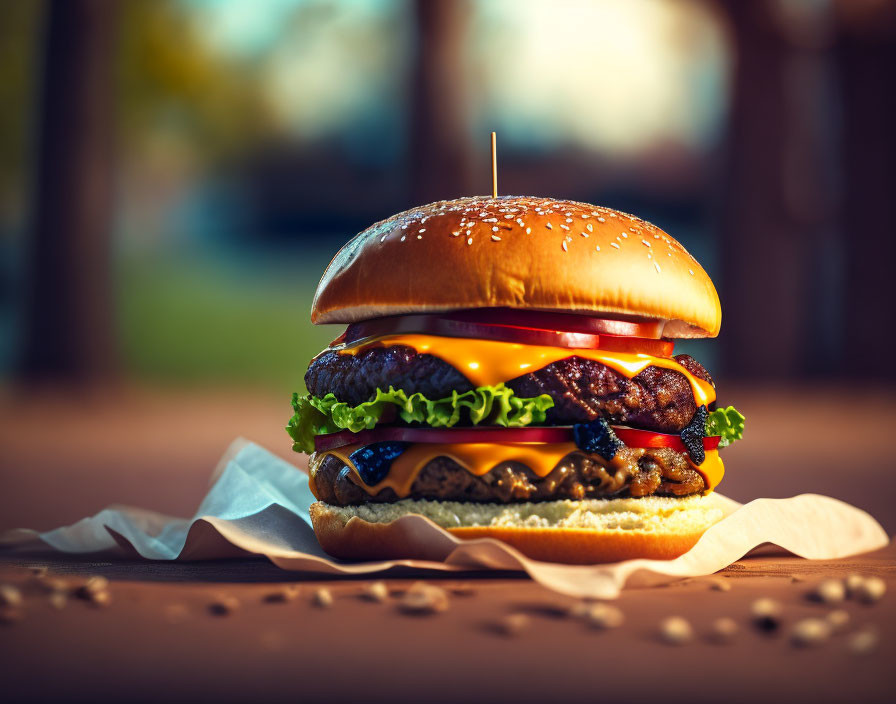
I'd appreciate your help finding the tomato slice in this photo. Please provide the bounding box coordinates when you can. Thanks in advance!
[590,334,674,357]
[313,426,572,452]
[451,308,665,338]
[341,311,674,356]
[314,425,721,453]
[344,316,603,349]
[611,428,721,453]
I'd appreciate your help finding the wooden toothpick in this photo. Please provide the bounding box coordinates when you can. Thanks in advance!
[491,131,498,199]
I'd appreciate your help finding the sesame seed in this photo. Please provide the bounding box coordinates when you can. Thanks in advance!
[312,588,333,608]
[791,618,832,647]
[484,218,497,222]
[586,223,593,232]
[450,231,460,237]
[610,242,620,249]
[667,252,672,256]
[492,226,499,232]
[846,574,868,596]
[466,230,471,236]
[595,245,600,251]
[654,234,660,239]
[581,232,588,238]
[710,618,739,643]
[560,224,570,231]
[525,227,531,234]
[0,585,23,608]
[419,228,426,233]
[848,628,879,656]
[400,235,406,242]
[546,223,553,230]
[380,235,387,242]
[581,214,590,219]
[621,232,628,238]
[659,616,693,645]
[641,240,651,247]
[401,224,408,229]
[561,241,568,252]
[416,235,422,239]
[505,215,514,219]
[208,594,240,615]
[654,261,661,273]
[583,603,624,630]
[590,211,599,216]
[491,234,501,241]
[855,577,886,603]
[689,269,694,275]
[648,253,652,259]
[467,237,473,245]
[566,218,573,223]
[597,217,606,223]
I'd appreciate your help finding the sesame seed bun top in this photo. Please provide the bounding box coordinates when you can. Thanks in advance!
[312,196,721,338]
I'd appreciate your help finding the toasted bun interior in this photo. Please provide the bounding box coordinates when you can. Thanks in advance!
[310,496,725,565]
[312,196,721,338]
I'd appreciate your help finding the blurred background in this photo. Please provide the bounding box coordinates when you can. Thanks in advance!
[1,0,894,532]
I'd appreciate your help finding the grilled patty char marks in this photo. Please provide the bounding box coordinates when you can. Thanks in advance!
[304,346,714,434]
[507,355,708,434]
[310,447,705,506]
[305,345,473,406]
[674,353,714,387]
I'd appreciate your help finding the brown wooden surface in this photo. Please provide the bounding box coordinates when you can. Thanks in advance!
[1,385,894,703]
[1,547,893,704]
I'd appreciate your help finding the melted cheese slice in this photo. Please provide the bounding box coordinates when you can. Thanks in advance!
[336,333,716,406]
[311,444,724,499]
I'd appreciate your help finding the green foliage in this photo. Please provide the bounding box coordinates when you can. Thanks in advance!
[0,1,42,208]
[118,253,336,389]
[117,0,274,165]
[286,385,556,454]
[705,406,745,448]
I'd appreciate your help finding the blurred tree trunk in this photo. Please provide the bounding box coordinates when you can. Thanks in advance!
[716,0,839,379]
[834,1,896,379]
[19,0,118,384]
[409,0,473,204]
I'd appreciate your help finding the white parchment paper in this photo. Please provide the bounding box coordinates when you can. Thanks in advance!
[2,439,888,598]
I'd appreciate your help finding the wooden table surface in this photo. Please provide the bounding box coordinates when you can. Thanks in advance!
[1,385,894,703]
[1,546,893,704]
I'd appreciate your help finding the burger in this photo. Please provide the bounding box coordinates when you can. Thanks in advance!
[288,196,744,564]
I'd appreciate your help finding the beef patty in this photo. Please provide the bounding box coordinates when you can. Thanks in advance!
[310,446,705,506]
[305,345,714,434]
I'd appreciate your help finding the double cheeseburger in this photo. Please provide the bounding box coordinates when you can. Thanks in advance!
[288,196,744,564]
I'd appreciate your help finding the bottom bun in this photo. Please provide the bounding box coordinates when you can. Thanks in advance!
[310,496,725,565]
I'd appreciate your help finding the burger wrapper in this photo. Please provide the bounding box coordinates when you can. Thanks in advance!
[2,439,888,598]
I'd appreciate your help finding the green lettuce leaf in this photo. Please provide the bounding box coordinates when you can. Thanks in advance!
[705,406,745,448]
[286,385,555,454]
